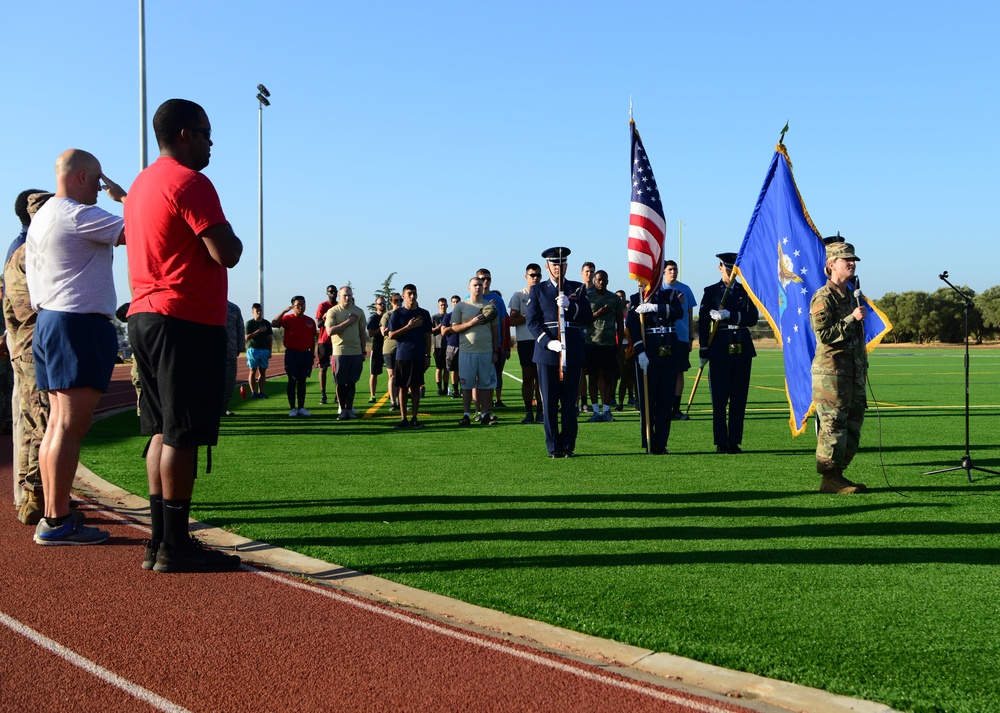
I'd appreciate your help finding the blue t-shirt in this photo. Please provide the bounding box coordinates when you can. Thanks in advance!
[388,306,432,360]
[664,280,697,343]
[441,312,459,348]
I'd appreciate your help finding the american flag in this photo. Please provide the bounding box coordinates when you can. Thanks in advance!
[627,120,666,299]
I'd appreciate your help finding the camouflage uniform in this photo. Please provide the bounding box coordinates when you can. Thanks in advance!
[810,279,867,478]
[2,240,50,517]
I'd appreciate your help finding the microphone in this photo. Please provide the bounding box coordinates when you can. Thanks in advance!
[852,276,864,314]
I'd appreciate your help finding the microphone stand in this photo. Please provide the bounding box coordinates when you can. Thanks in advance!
[924,271,1000,481]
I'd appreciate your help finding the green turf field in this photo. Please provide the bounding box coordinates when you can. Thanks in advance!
[82,347,1000,713]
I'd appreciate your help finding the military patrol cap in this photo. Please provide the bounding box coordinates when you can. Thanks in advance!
[715,252,738,267]
[541,246,571,263]
[826,242,860,262]
[26,192,55,216]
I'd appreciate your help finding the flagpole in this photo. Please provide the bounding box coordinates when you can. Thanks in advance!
[638,280,652,453]
[685,273,735,414]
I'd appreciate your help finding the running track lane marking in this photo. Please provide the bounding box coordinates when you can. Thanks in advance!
[0,610,192,713]
[82,505,737,711]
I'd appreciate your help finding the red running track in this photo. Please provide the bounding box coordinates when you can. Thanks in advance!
[1,365,763,713]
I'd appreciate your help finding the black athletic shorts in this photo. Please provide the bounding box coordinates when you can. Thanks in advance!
[516,340,535,369]
[584,344,619,379]
[316,342,332,368]
[129,312,225,448]
[395,359,427,389]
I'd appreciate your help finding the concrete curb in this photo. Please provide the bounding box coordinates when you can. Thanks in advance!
[73,464,897,713]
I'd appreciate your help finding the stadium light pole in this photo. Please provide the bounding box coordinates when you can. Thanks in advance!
[138,0,148,170]
[256,84,271,309]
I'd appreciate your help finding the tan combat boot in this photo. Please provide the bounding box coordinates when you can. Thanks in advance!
[820,473,861,494]
[17,488,44,525]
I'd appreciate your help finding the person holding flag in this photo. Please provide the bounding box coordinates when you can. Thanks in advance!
[626,286,685,454]
[698,252,759,454]
[810,240,869,494]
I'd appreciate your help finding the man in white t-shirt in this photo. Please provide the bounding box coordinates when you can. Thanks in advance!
[25,149,126,546]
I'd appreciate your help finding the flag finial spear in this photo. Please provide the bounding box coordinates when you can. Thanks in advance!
[779,121,789,145]
[629,96,633,122]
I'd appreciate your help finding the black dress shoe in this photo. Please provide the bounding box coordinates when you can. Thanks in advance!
[716,445,728,454]
[548,450,564,459]
[728,445,743,454]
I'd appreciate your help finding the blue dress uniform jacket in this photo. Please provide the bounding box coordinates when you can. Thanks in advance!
[526,278,593,455]
[697,280,758,451]
[627,289,684,454]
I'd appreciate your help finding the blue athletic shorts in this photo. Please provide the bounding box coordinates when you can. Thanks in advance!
[34,310,118,392]
[247,346,271,370]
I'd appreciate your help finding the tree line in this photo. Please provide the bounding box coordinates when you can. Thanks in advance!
[876,286,1000,344]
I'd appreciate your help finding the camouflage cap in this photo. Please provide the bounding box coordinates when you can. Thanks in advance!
[826,241,860,262]
[26,192,55,216]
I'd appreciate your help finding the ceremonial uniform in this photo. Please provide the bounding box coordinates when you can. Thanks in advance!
[527,248,593,457]
[699,255,758,453]
[627,288,684,454]
[810,240,868,494]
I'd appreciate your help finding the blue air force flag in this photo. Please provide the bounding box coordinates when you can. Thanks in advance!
[733,144,891,436]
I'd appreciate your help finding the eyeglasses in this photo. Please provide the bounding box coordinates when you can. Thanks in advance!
[189,127,212,141]
[392,298,402,304]
[527,273,541,278]
[479,275,492,281]
[375,302,385,306]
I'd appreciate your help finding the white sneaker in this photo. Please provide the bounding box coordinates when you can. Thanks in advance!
[297,407,312,417]
[289,408,298,417]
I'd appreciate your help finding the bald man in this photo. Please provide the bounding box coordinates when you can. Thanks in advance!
[25,149,127,546]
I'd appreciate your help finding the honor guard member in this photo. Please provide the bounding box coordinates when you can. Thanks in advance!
[698,252,758,454]
[627,286,685,454]
[811,239,868,494]
[526,247,593,458]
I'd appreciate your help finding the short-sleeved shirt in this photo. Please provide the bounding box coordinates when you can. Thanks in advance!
[450,300,493,354]
[325,303,366,355]
[585,289,622,347]
[245,318,272,350]
[367,312,385,354]
[315,300,334,344]
[432,312,446,349]
[388,306,432,361]
[280,313,316,352]
[380,310,397,355]
[664,280,697,344]
[441,312,458,348]
[124,156,229,326]
[508,288,533,342]
[26,197,123,318]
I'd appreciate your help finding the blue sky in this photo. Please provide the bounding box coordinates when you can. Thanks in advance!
[4,1,997,319]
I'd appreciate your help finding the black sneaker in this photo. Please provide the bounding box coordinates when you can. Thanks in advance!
[493,400,507,409]
[672,410,690,421]
[520,413,534,424]
[410,419,424,429]
[142,539,160,570]
[153,538,242,573]
[457,415,472,427]
[394,419,409,430]
[483,414,499,426]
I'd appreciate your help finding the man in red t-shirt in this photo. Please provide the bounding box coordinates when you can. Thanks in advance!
[272,296,317,417]
[314,285,337,405]
[124,99,243,573]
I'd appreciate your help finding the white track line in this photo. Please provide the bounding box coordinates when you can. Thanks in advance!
[57,503,733,711]
[0,611,192,713]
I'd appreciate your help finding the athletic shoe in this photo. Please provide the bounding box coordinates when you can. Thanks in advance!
[34,517,109,546]
[419,386,426,398]
[142,539,160,570]
[457,415,472,427]
[297,407,312,417]
[153,538,242,573]
[563,450,575,458]
[520,414,534,424]
[289,408,298,417]
[728,445,743,454]
[548,451,564,458]
[437,389,446,396]
[482,414,499,426]
[368,397,377,404]
[587,412,604,423]
[450,391,460,399]
[672,410,690,421]
[473,413,483,423]
[410,419,424,429]
[603,412,615,423]
[350,408,359,417]
[337,411,349,421]
[319,395,328,405]
[615,404,624,412]
[627,397,636,406]
[258,393,269,399]
[493,400,507,409]
[394,419,409,430]
[579,404,590,413]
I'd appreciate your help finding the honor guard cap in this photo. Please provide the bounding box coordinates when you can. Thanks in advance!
[541,246,571,263]
[715,252,738,268]
[826,242,860,262]
[822,232,845,245]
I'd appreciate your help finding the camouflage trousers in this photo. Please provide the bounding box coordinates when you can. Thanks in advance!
[12,356,49,494]
[813,371,866,476]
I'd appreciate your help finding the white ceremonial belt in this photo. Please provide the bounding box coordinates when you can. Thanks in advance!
[646,327,675,334]
[727,325,740,330]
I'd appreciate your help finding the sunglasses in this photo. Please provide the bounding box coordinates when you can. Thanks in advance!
[527,273,541,278]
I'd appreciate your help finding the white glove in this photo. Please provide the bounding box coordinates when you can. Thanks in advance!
[709,309,730,321]
[555,294,570,309]
[634,303,656,314]
[546,340,564,353]
[699,357,709,368]
[636,351,649,371]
